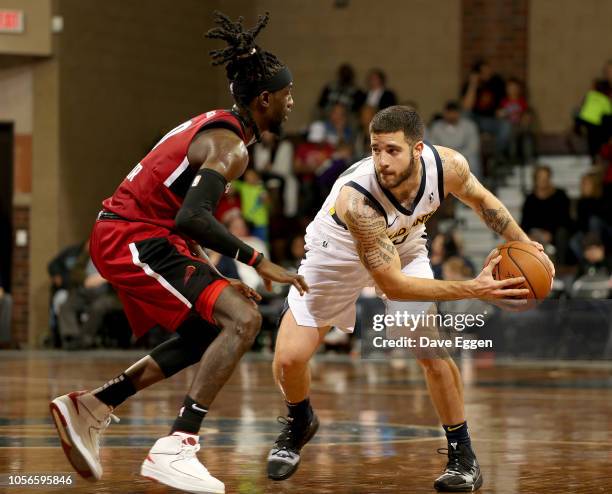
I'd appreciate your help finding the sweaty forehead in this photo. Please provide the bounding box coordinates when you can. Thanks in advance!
[370,131,408,147]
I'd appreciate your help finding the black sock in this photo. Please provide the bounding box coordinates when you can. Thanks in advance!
[443,421,472,450]
[92,373,137,409]
[170,395,208,435]
[286,398,313,425]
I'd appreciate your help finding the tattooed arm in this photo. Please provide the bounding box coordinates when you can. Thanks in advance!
[334,186,529,301]
[439,146,529,241]
[439,145,555,277]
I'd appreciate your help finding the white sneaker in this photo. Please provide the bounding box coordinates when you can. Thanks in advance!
[141,433,225,494]
[49,390,118,481]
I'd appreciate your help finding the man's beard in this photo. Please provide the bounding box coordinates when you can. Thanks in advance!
[377,156,416,189]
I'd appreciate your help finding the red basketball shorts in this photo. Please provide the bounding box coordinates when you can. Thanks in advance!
[90,218,229,338]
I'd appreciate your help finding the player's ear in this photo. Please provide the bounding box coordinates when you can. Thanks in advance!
[412,140,424,158]
[257,91,271,109]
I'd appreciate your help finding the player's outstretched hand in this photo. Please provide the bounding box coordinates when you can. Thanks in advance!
[255,258,309,295]
[227,278,261,306]
[472,255,530,299]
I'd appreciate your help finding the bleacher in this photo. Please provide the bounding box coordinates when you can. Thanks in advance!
[457,155,592,266]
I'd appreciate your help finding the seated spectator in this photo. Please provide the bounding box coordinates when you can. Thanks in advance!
[428,101,481,178]
[570,173,608,262]
[295,121,352,217]
[362,68,397,111]
[498,78,536,164]
[233,168,269,243]
[442,256,474,281]
[253,131,298,218]
[0,273,12,345]
[429,231,475,280]
[354,105,376,159]
[47,241,87,347]
[317,63,364,119]
[521,165,572,264]
[282,234,306,272]
[461,60,511,161]
[214,184,241,224]
[575,233,610,279]
[222,213,269,291]
[58,247,122,348]
[312,103,354,147]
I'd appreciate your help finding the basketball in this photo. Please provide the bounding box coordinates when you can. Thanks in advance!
[493,241,553,299]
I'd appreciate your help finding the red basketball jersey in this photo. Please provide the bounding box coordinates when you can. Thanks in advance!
[102,109,249,230]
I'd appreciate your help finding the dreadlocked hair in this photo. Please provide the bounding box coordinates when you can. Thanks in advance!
[206,11,285,102]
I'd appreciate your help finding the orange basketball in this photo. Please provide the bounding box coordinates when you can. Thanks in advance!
[492,241,553,299]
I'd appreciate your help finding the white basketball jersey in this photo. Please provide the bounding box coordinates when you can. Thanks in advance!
[305,142,444,263]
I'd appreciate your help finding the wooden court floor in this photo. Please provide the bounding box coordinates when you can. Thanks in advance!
[0,350,611,493]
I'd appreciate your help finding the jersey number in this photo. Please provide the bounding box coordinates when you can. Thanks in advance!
[126,163,143,182]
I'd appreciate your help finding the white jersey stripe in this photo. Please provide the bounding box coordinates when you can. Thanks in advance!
[128,242,192,308]
[163,157,190,187]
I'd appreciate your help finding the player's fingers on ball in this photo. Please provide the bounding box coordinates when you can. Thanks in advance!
[499,276,525,287]
[502,288,530,298]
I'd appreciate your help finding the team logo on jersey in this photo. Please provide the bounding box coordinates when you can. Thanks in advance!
[388,211,436,245]
[184,265,197,285]
[429,192,434,203]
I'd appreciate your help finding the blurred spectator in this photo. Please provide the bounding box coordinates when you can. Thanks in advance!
[362,68,397,111]
[224,213,269,290]
[442,256,474,281]
[253,131,298,218]
[295,122,336,218]
[428,101,481,178]
[575,233,611,279]
[295,121,352,217]
[576,79,612,161]
[430,231,475,280]
[47,241,87,347]
[215,186,241,224]
[58,248,122,348]
[521,165,572,264]
[570,173,608,262]
[320,103,354,147]
[498,78,528,125]
[0,273,12,344]
[282,234,306,272]
[233,168,269,243]
[317,63,364,118]
[354,104,376,159]
[498,78,537,164]
[462,60,511,160]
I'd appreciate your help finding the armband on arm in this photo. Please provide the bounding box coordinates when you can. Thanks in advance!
[175,168,263,267]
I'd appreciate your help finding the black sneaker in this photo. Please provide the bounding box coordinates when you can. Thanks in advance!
[434,443,483,492]
[267,414,319,480]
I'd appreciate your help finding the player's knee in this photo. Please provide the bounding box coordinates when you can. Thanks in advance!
[274,350,310,375]
[233,305,262,348]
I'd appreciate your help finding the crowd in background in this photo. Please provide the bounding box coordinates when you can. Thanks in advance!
[42,58,612,350]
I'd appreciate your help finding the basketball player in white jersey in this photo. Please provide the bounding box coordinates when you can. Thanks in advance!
[266,106,554,492]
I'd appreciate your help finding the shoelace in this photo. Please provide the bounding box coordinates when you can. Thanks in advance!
[272,417,298,456]
[436,448,474,476]
[91,413,120,456]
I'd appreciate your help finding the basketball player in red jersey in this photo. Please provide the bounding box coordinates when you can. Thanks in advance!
[49,12,306,494]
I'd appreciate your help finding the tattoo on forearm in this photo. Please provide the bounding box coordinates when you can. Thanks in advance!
[480,204,511,235]
[344,192,396,271]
